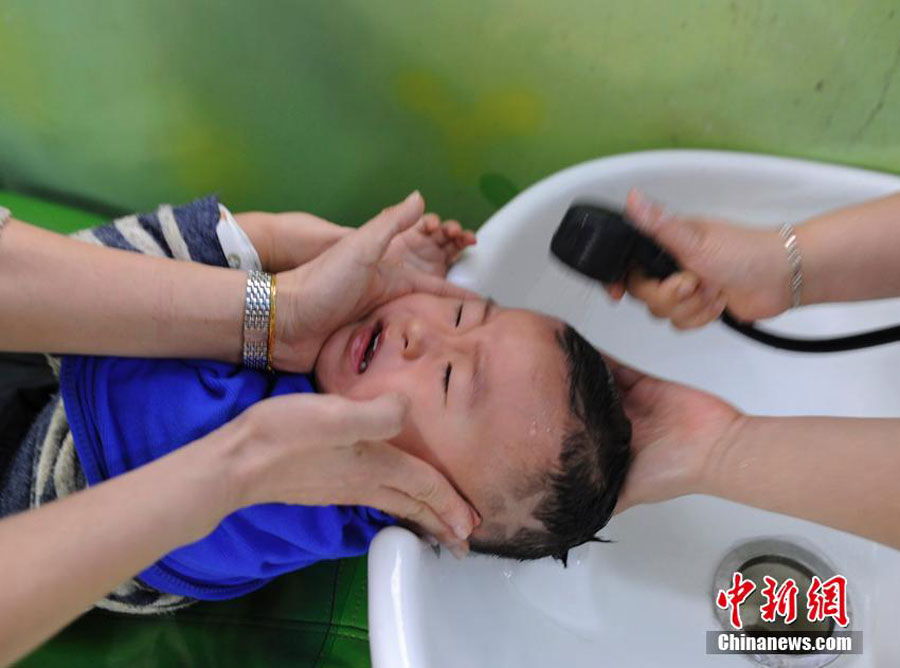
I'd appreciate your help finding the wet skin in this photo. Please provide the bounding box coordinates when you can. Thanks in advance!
[314,293,571,538]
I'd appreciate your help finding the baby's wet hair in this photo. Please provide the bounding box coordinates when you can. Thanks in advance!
[469,324,632,563]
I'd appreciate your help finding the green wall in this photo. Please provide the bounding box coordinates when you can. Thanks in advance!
[1,1,898,226]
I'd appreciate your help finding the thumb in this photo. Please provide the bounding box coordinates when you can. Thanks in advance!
[604,356,646,392]
[331,393,411,443]
[358,191,426,260]
[625,189,705,265]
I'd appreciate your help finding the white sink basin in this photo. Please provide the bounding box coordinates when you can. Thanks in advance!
[369,150,900,668]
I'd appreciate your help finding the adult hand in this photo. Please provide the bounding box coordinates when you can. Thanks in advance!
[273,192,476,372]
[229,391,479,555]
[0,389,477,665]
[606,358,744,514]
[606,189,793,329]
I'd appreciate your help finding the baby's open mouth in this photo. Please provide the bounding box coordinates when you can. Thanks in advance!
[358,321,383,374]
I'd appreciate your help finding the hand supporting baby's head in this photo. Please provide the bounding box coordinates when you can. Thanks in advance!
[314,292,632,562]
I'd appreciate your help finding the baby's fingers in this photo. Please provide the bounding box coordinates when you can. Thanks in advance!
[454,229,476,248]
[437,222,475,261]
[439,219,463,242]
[420,213,441,234]
[418,214,455,240]
[446,228,476,260]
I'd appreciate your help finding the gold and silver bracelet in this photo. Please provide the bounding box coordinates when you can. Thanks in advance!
[779,223,804,309]
[266,274,278,372]
[242,270,273,370]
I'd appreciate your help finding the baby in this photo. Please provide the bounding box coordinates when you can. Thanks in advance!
[0,197,631,613]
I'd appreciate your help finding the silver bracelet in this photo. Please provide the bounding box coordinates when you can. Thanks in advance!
[779,223,803,309]
[242,270,272,369]
[0,206,10,238]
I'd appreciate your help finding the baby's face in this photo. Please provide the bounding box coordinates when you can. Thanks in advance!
[315,293,571,538]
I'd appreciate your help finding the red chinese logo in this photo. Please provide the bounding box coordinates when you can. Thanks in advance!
[716,572,849,630]
[760,575,799,624]
[807,575,849,627]
[716,572,757,630]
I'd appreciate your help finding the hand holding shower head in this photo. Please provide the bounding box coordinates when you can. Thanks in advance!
[550,204,678,284]
[550,203,900,353]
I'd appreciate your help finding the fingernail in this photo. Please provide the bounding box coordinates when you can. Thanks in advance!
[453,521,471,541]
[677,277,696,299]
[423,534,439,547]
[449,543,469,560]
[406,190,421,202]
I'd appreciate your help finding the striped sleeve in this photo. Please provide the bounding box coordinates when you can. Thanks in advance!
[71,196,229,268]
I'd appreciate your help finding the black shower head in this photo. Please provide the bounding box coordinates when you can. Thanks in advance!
[550,203,679,283]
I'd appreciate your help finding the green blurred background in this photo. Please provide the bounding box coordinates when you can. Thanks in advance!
[2,0,899,227]
[3,1,899,665]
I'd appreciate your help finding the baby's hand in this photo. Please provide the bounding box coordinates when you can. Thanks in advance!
[383,213,476,277]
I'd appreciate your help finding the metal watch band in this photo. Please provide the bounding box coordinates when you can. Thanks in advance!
[242,270,272,369]
[779,223,803,309]
[0,206,10,237]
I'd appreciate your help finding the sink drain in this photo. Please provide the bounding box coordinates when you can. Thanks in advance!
[712,538,849,668]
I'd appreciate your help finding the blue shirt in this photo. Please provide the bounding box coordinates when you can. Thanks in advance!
[60,355,395,600]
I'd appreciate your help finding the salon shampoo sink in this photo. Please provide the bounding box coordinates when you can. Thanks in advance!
[368,150,900,667]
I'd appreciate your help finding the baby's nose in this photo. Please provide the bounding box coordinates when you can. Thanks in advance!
[401,318,427,360]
